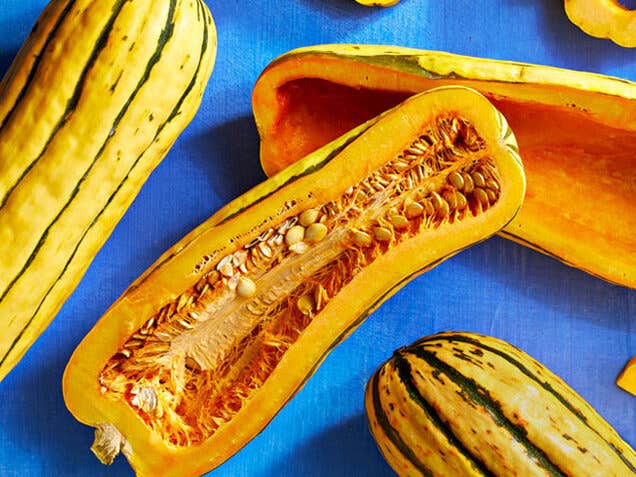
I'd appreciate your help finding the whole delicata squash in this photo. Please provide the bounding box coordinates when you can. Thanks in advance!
[252,44,636,288]
[366,331,636,476]
[565,0,636,47]
[0,0,216,383]
[63,87,525,476]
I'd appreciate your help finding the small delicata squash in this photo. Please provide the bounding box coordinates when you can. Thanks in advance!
[565,0,636,47]
[367,332,636,476]
[0,0,216,383]
[64,87,525,476]
[252,44,636,288]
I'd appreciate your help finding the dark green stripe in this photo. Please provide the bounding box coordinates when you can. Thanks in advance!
[369,369,434,477]
[393,352,494,476]
[0,0,77,129]
[405,347,568,476]
[0,0,173,304]
[0,0,130,210]
[418,333,636,473]
[0,0,209,367]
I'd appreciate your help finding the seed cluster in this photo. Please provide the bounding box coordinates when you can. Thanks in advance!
[98,114,501,447]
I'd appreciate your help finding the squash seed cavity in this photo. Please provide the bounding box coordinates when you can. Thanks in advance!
[97,115,501,447]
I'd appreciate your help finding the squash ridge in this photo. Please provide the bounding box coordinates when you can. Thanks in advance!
[392,352,495,476]
[404,347,569,476]
[0,0,77,129]
[0,0,212,369]
[416,333,636,473]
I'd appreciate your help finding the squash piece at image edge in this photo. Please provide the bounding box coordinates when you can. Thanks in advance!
[252,44,636,288]
[64,86,525,477]
[565,0,636,47]
[0,0,217,383]
[366,331,636,476]
[617,356,636,396]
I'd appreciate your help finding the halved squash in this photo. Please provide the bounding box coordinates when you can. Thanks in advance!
[63,86,525,476]
[565,0,636,47]
[252,44,636,288]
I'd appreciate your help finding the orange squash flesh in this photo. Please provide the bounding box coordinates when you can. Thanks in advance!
[63,86,525,477]
[252,46,636,288]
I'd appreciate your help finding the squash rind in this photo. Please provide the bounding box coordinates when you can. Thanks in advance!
[64,87,525,477]
[252,44,636,288]
[366,331,636,476]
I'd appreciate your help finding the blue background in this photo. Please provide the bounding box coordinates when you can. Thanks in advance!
[1,0,635,475]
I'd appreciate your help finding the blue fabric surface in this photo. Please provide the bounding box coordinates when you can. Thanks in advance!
[0,0,635,476]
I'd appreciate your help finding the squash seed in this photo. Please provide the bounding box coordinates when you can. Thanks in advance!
[305,223,328,243]
[474,187,489,207]
[352,229,372,247]
[462,172,474,194]
[389,214,409,229]
[437,198,450,218]
[471,171,486,188]
[456,191,468,209]
[448,171,464,190]
[236,277,256,298]
[404,201,424,219]
[486,179,499,191]
[373,226,392,242]
[285,225,305,246]
[299,208,320,227]
[443,191,458,210]
[486,188,498,204]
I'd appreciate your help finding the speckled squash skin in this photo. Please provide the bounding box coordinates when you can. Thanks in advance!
[0,0,217,383]
[366,331,636,477]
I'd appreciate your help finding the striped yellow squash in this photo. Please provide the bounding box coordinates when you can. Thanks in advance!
[0,0,217,383]
[366,332,636,476]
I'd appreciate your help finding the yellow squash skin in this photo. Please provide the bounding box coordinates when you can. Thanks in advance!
[64,87,525,477]
[366,331,636,476]
[252,44,636,288]
[565,0,636,47]
[355,0,400,6]
[0,0,217,383]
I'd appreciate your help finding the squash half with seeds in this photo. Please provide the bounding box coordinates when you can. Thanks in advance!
[367,331,636,476]
[63,87,525,476]
[252,44,636,288]
[0,0,216,383]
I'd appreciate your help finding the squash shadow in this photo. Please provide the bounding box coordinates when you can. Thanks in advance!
[179,114,266,205]
[262,413,394,477]
[508,0,636,73]
[0,347,134,476]
[296,0,380,18]
[454,236,636,332]
[0,50,17,78]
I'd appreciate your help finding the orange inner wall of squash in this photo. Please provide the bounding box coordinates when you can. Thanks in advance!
[269,78,636,269]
